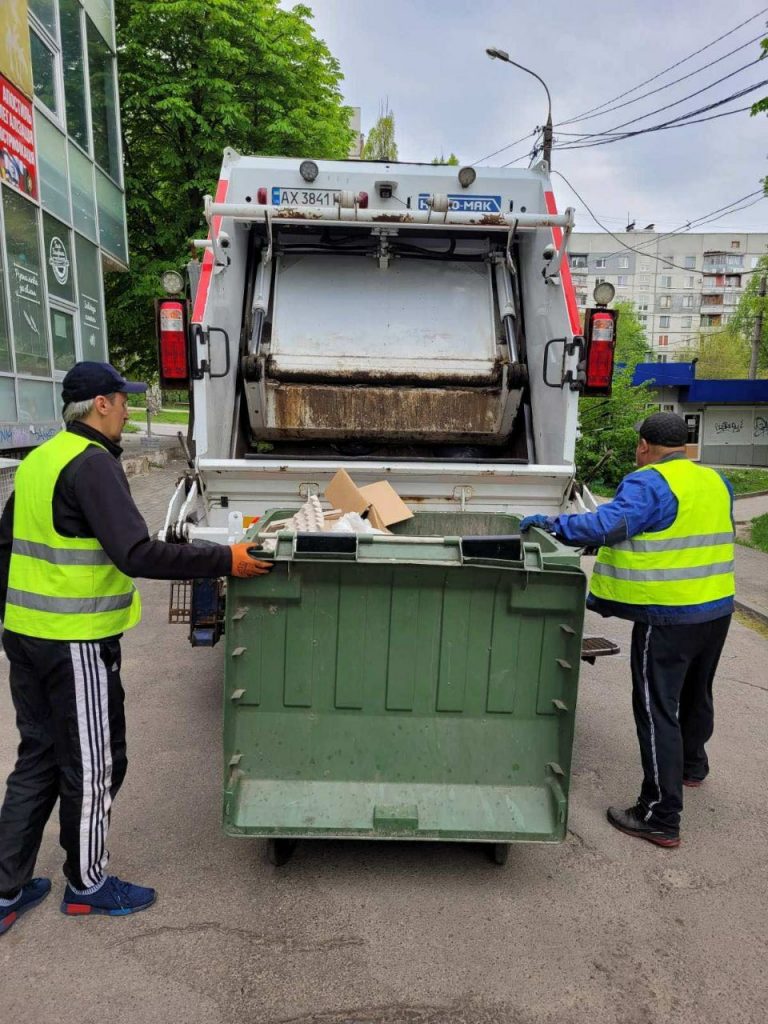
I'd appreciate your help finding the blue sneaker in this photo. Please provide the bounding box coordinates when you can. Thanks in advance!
[61,876,156,917]
[0,877,52,935]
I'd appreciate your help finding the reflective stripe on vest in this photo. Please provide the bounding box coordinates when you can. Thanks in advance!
[3,430,142,640]
[589,459,735,609]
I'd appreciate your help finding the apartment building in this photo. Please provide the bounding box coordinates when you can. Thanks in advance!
[0,0,125,450]
[569,231,768,361]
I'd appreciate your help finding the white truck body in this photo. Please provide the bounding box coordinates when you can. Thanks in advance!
[167,150,591,543]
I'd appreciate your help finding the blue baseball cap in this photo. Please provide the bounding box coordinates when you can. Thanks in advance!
[61,362,147,404]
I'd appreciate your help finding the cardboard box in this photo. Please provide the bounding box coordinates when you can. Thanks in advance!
[325,469,414,533]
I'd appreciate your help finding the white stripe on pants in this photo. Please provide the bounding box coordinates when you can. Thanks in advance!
[70,642,113,888]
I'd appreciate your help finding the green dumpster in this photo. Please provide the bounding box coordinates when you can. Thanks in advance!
[222,512,586,859]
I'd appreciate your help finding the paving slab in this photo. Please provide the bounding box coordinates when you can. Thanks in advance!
[1,464,767,1024]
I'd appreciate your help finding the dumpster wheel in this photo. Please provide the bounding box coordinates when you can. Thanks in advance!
[490,843,510,866]
[267,838,297,866]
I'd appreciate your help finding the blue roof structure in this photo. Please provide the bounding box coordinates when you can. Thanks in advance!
[632,362,768,404]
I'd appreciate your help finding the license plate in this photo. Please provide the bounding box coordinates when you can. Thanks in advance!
[271,186,340,207]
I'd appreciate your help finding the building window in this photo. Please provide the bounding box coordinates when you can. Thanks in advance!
[726,254,743,268]
[682,295,694,308]
[0,378,18,422]
[0,226,12,372]
[658,335,669,346]
[570,254,587,268]
[684,256,696,269]
[30,29,59,118]
[75,233,107,362]
[43,213,75,305]
[638,314,647,322]
[50,309,76,372]
[618,257,629,269]
[18,378,55,422]
[617,275,629,286]
[640,274,650,285]
[60,0,89,152]
[29,0,58,38]
[682,316,692,328]
[659,295,672,309]
[68,143,97,241]
[657,354,668,363]
[660,275,672,288]
[731,240,741,250]
[685,275,695,288]
[35,113,70,222]
[95,169,127,262]
[640,262,649,271]
[594,258,607,269]
[659,316,670,328]
[752,256,760,268]
[637,296,649,311]
[2,187,50,376]
[86,18,121,182]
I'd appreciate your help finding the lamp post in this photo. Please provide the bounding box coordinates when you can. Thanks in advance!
[485,47,553,167]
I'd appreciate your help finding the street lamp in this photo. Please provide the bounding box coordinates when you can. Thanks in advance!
[485,47,553,167]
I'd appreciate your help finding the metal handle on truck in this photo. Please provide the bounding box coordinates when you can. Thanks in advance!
[189,324,231,380]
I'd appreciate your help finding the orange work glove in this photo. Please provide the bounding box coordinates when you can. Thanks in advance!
[230,544,273,578]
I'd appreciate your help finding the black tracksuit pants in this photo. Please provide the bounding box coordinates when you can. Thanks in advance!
[0,630,126,896]
[630,614,731,833]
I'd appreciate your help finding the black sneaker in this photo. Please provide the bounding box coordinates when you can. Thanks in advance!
[683,777,704,789]
[606,805,680,848]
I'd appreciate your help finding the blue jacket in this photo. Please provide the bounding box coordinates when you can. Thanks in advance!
[553,454,734,624]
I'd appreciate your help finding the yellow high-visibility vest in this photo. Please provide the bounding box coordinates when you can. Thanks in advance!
[4,430,141,640]
[590,459,734,608]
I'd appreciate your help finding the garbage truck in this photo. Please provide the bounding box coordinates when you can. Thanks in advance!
[157,150,619,864]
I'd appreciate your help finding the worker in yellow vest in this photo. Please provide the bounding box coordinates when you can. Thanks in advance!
[0,362,271,935]
[521,413,734,849]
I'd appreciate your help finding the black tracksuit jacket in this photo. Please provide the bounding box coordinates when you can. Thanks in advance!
[0,421,230,619]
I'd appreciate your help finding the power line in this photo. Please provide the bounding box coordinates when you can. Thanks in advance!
[551,170,767,274]
[557,32,765,127]
[557,60,763,146]
[471,130,538,166]
[559,8,768,124]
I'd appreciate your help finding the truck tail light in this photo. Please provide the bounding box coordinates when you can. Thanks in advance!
[583,308,617,396]
[156,299,189,387]
[256,187,268,204]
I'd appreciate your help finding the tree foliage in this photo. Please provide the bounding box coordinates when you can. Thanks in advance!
[575,303,652,489]
[613,300,647,369]
[727,252,768,374]
[108,0,353,376]
[362,102,398,161]
[431,152,459,165]
[751,34,768,193]
[675,329,751,379]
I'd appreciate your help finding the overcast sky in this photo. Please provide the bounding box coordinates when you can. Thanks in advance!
[297,0,768,236]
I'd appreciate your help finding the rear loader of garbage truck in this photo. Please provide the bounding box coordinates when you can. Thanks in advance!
[159,154,620,860]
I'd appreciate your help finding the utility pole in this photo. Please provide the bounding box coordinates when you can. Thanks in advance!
[749,274,766,380]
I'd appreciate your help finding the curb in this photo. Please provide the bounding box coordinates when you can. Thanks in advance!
[734,600,768,630]
[733,489,768,501]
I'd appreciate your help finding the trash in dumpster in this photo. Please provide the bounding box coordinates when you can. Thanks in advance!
[325,468,413,532]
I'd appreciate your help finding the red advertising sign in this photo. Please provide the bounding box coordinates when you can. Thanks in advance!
[0,74,37,200]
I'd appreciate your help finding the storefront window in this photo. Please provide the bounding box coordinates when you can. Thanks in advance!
[51,308,76,371]
[2,187,50,376]
[35,113,70,221]
[95,168,126,262]
[0,378,17,422]
[86,17,120,182]
[18,378,56,422]
[68,143,97,241]
[43,212,75,304]
[60,0,89,151]
[75,233,107,362]
[29,0,59,38]
[0,233,13,373]
[30,29,58,115]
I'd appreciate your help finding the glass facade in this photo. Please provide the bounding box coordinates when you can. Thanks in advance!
[0,0,126,444]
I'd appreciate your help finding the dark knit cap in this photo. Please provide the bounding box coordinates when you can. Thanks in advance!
[635,412,688,447]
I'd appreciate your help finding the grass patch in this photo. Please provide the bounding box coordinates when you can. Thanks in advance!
[720,468,768,495]
[122,421,140,434]
[129,409,188,425]
[739,513,768,554]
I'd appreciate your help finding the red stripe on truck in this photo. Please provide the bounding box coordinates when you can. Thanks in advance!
[191,178,230,324]
[544,190,581,336]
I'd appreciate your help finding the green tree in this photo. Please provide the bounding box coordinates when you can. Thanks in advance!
[674,329,751,379]
[108,0,353,376]
[575,370,652,491]
[431,152,459,165]
[750,34,768,191]
[727,253,768,375]
[362,102,398,161]
[614,300,647,369]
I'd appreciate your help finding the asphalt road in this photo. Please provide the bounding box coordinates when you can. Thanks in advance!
[2,463,767,1024]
